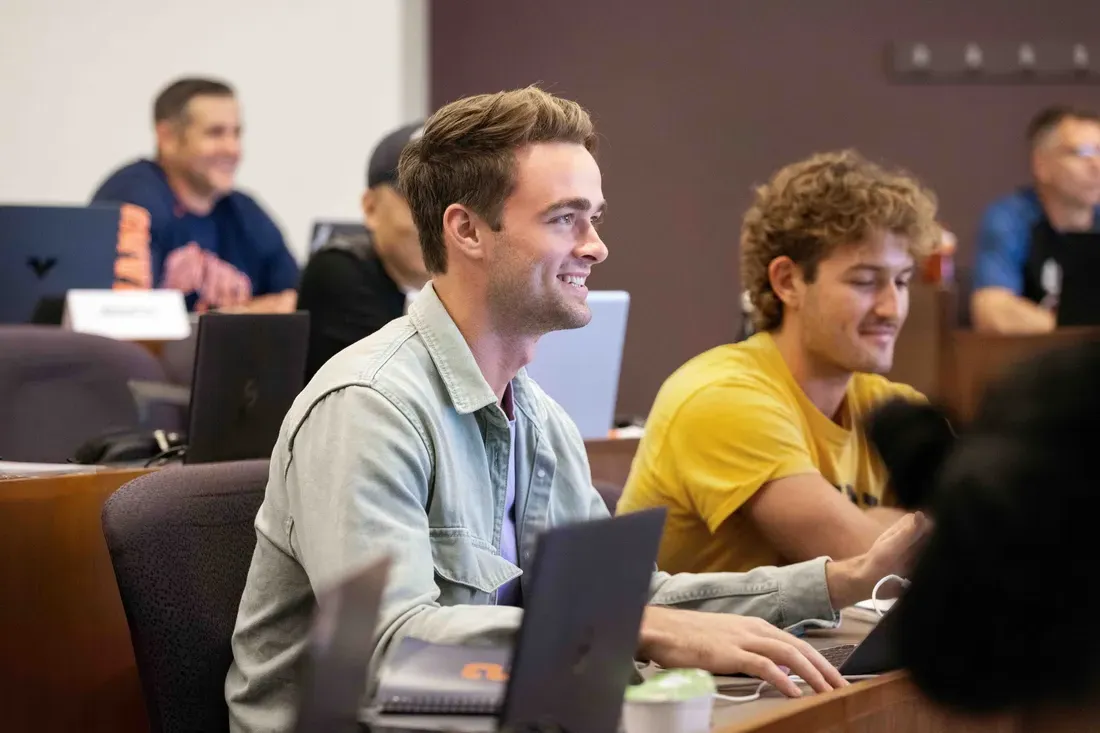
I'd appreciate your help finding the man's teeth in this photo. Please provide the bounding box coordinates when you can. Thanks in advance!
[559,275,586,286]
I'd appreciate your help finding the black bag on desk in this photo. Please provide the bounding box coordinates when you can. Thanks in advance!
[72,428,186,466]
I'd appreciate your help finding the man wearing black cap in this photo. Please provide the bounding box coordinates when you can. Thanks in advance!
[297,122,429,379]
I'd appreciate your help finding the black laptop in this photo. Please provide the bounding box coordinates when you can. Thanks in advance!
[184,312,309,464]
[309,220,369,254]
[295,556,393,733]
[367,508,667,733]
[1055,232,1100,327]
[0,204,119,324]
[812,596,905,677]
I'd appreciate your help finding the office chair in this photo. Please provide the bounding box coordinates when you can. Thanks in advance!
[0,326,181,462]
[102,460,269,733]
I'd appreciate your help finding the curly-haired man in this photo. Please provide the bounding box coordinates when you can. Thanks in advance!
[618,150,940,574]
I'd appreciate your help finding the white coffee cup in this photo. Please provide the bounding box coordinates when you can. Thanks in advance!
[622,669,715,733]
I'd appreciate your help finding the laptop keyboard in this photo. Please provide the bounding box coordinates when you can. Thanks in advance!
[818,643,858,669]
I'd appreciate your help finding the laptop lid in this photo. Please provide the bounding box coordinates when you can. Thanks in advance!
[1054,232,1100,327]
[0,204,119,324]
[294,556,392,733]
[309,220,369,254]
[500,508,666,733]
[184,312,309,464]
[523,291,630,439]
[836,595,905,676]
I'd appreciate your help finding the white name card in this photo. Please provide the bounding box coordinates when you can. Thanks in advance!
[63,289,191,341]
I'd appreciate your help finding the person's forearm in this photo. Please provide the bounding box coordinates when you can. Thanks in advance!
[374,604,523,669]
[649,558,837,628]
[866,506,907,529]
[972,289,1055,334]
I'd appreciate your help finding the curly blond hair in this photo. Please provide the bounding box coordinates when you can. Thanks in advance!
[741,150,939,332]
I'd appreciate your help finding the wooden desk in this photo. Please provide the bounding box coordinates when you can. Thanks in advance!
[709,610,1015,733]
[0,469,152,733]
[940,327,1100,420]
[890,283,1100,421]
[710,609,1099,732]
[716,672,1018,733]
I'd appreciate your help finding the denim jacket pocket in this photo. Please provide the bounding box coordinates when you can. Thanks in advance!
[429,529,522,604]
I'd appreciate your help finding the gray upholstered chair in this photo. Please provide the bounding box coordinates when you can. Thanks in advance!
[101,460,269,733]
[0,325,180,461]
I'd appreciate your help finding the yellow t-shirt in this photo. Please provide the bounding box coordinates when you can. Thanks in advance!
[617,332,923,574]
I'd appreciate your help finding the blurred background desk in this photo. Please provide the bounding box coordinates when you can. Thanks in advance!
[890,283,1100,421]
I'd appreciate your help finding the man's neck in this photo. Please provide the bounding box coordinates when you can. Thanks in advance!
[1038,188,1095,232]
[768,326,852,422]
[158,160,217,216]
[433,280,535,401]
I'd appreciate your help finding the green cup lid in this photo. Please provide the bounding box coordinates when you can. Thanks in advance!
[624,668,716,703]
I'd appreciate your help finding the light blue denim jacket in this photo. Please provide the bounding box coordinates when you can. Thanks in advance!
[225,283,838,733]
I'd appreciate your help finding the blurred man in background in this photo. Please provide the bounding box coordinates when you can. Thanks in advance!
[92,77,299,313]
[296,123,429,379]
[971,106,1100,334]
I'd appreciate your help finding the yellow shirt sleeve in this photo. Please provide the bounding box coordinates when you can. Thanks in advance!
[667,383,818,534]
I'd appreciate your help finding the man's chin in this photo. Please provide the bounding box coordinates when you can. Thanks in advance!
[545,302,592,333]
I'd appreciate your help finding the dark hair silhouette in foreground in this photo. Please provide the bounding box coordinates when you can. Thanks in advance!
[866,340,1100,713]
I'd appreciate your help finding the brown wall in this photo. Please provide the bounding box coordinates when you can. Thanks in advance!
[430,0,1100,416]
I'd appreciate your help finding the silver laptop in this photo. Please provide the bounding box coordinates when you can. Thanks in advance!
[524,291,630,439]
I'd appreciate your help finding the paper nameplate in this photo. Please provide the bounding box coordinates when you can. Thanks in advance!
[63,289,191,341]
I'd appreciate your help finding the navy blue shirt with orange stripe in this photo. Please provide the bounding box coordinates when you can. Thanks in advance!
[91,159,299,309]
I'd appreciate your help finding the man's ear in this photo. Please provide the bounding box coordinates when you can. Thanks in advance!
[767,255,803,311]
[362,188,378,229]
[442,203,488,263]
[155,120,181,158]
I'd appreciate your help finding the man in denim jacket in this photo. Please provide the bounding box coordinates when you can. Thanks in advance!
[226,87,927,732]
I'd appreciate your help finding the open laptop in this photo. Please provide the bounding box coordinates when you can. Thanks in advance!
[1054,232,1100,327]
[0,204,119,324]
[295,556,393,733]
[812,595,905,676]
[184,312,310,464]
[309,220,369,254]
[367,508,667,733]
[524,291,630,439]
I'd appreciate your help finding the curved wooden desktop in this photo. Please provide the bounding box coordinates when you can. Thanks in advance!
[0,469,151,733]
[715,671,1100,733]
[716,672,1016,733]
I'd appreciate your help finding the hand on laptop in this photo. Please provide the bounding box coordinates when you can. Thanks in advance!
[825,511,931,609]
[637,606,847,697]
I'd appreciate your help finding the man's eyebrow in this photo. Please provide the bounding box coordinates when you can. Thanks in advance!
[540,198,607,217]
[844,264,915,275]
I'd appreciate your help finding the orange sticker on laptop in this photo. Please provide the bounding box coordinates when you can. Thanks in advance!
[461,662,509,682]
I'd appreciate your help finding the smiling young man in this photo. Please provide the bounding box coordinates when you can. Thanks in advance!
[92,77,299,313]
[225,95,928,732]
[618,150,939,575]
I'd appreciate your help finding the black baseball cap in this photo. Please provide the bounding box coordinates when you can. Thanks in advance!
[366,121,424,189]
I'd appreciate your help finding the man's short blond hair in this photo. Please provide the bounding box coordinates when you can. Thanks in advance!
[398,86,597,274]
[742,150,940,332]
